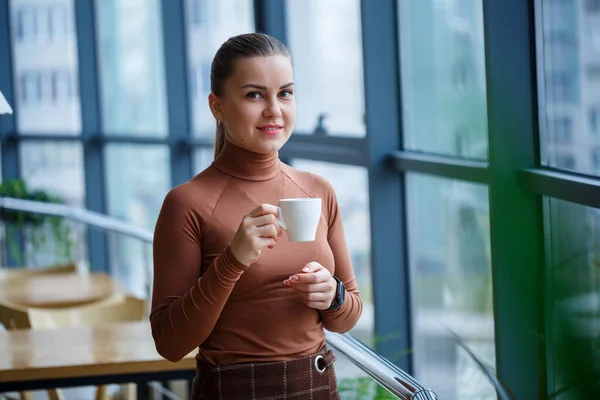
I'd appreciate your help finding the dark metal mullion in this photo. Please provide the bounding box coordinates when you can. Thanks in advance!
[254,0,287,42]
[161,0,193,187]
[75,0,109,273]
[9,133,82,142]
[99,135,179,147]
[521,168,600,209]
[280,139,367,166]
[389,150,489,183]
[361,0,412,372]
[12,133,179,147]
[484,0,546,398]
[0,0,23,266]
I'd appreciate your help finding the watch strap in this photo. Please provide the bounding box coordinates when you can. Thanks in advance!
[326,276,345,311]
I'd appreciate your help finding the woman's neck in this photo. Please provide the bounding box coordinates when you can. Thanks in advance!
[212,139,281,181]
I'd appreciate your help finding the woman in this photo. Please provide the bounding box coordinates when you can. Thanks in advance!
[151,32,362,399]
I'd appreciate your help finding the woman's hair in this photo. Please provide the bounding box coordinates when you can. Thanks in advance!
[211,33,291,158]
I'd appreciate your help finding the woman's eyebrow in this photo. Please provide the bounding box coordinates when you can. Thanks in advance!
[240,82,295,90]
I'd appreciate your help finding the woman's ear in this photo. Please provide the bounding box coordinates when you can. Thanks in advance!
[208,93,222,121]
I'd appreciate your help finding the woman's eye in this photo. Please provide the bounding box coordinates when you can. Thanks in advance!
[246,92,261,99]
[279,90,293,98]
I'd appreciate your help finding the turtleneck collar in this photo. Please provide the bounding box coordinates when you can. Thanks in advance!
[212,139,281,181]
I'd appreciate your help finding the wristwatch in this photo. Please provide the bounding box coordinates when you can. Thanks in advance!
[326,276,346,310]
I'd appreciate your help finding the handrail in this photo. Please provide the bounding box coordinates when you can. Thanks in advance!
[0,197,153,243]
[0,196,438,400]
[325,331,438,399]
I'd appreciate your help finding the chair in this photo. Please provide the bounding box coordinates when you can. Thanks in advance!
[0,295,146,400]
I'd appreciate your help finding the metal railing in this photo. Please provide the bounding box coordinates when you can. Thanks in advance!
[0,196,438,400]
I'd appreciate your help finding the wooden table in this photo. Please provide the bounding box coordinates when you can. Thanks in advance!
[0,321,197,398]
[0,273,122,308]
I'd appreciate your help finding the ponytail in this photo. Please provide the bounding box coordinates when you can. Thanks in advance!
[214,121,226,159]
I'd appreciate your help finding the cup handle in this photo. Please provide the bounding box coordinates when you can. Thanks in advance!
[276,206,286,230]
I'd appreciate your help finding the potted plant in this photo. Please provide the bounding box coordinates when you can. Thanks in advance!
[0,179,74,266]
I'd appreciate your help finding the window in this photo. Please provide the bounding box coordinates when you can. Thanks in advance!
[591,107,600,135]
[50,71,73,103]
[286,0,366,137]
[10,0,81,134]
[406,173,495,399]
[16,7,25,39]
[538,0,598,176]
[13,6,37,41]
[194,148,214,174]
[20,141,87,267]
[48,5,69,39]
[186,0,254,136]
[585,0,600,13]
[546,199,600,396]
[587,65,600,79]
[96,0,168,137]
[555,154,576,169]
[191,62,211,98]
[398,0,488,159]
[105,144,170,297]
[592,148,600,170]
[552,117,573,144]
[190,0,207,26]
[547,72,577,104]
[19,72,41,104]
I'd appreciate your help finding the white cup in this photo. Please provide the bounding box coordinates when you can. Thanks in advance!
[277,198,322,242]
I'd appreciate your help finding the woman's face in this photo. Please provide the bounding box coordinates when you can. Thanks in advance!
[209,55,296,154]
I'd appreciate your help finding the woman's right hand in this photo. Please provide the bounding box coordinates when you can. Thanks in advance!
[229,204,283,267]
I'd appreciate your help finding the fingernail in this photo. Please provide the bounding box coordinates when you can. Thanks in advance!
[283,280,290,285]
[302,267,310,272]
[290,275,299,281]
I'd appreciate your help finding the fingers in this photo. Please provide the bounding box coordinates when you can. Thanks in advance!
[255,224,280,240]
[248,204,279,218]
[282,262,335,310]
[253,213,279,227]
[283,281,332,293]
[294,290,332,310]
[252,214,284,237]
[258,237,276,249]
[288,266,329,284]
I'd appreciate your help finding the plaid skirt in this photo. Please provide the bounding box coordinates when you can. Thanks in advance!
[191,346,340,399]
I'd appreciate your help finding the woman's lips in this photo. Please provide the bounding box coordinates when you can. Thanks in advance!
[257,125,284,135]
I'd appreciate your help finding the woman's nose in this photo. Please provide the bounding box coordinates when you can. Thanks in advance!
[263,99,282,118]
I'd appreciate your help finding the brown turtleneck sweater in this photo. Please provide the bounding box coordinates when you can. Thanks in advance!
[150,140,362,365]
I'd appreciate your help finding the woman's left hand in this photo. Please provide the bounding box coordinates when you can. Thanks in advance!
[283,262,337,310]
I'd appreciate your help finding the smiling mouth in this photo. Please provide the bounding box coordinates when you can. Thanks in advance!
[257,125,284,134]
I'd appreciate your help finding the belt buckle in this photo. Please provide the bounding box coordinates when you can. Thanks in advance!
[314,355,326,374]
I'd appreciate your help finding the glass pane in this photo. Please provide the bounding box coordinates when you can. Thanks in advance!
[537,0,600,175]
[19,142,87,267]
[290,160,373,347]
[9,0,81,134]
[193,147,214,174]
[399,0,488,159]
[286,0,366,137]
[336,355,396,399]
[406,173,494,399]
[186,0,254,137]
[105,144,170,297]
[546,198,600,399]
[96,0,168,137]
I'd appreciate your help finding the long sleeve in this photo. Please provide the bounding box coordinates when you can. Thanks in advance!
[150,188,248,362]
[319,187,363,333]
